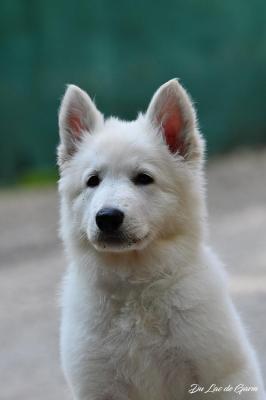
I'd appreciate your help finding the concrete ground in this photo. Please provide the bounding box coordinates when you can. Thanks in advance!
[0,150,265,400]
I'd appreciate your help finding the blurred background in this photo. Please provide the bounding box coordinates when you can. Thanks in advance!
[1,0,266,184]
[0,1,265,399]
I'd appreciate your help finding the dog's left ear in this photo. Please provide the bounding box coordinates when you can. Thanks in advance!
[146,79,203,162]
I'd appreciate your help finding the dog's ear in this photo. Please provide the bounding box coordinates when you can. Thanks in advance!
[58,85,103,163]
[146,79,203,161]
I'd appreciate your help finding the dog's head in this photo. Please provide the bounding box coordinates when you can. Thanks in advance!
[58,79,205,253]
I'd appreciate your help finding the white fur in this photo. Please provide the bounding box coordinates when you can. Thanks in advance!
[58,80,264,399]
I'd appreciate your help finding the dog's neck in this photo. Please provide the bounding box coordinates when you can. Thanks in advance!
[68,232,203,288]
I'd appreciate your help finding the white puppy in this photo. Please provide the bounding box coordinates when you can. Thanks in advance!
[58,79,264,399]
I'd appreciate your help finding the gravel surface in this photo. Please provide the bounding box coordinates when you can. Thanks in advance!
[0,150,265,399]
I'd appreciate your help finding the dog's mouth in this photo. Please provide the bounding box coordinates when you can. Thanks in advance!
[92,231,150,252]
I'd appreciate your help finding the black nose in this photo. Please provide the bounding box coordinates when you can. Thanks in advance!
[96,208,124,233]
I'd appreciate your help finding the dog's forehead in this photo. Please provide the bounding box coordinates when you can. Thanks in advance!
[81,118,160,169]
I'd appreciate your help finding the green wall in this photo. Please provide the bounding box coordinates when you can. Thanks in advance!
[1,0,266,184]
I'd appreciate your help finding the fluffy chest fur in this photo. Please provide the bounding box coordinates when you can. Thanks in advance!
[60,247,221,400]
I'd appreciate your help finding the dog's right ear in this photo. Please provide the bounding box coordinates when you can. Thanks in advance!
[58,85,103,164]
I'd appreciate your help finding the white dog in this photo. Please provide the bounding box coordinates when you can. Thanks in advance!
[58,79,264,399]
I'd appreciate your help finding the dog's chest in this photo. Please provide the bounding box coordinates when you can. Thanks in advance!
[88,287,194,391]
[61,272,199,399]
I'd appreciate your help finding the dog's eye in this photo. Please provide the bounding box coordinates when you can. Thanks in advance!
[86,175,101,188]
[133,173,154,185]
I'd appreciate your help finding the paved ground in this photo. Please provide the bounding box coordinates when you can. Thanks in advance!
[0,150,265,400]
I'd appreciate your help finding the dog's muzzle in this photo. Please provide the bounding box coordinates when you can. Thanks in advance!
[92,207,150,251]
